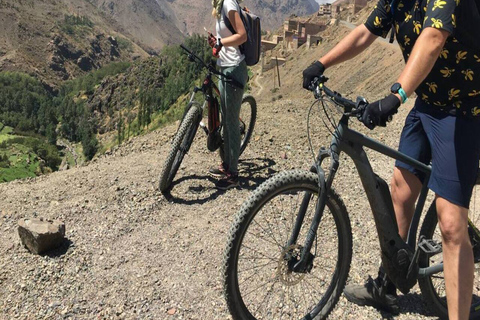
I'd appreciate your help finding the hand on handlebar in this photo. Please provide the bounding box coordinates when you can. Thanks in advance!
[302,61,325,90]
[361,94,401,130]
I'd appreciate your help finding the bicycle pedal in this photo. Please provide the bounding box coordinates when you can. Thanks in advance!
[418,238,442,255]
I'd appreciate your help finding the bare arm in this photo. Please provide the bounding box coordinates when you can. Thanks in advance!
[396,27,449,97]
[220,10,247,47]
[319,24,378,68]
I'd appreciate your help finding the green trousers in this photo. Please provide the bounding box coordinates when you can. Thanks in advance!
[218,60,248,174]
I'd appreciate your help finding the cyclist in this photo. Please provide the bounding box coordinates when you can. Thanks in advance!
[207,0,248,190]
[302,0,480,318]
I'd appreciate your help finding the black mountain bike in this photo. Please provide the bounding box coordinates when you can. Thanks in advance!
[223,76,480,319]
[159,45,256,192]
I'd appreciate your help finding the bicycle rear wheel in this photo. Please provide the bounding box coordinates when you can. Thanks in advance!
[418,173,480,319]
[219,94,257,161]
[223,170,352,320]
[159,103,202,192]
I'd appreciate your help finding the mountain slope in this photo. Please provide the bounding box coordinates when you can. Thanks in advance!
[167,0,319,34]
[85,0,185,52]
[0,0,179,88]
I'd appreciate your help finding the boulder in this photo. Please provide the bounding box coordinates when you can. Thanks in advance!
[18,218,66,254]
[77,56,94,71]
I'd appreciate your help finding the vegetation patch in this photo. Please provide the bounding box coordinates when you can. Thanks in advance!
[0,35,215,182]
[60,14,94,37]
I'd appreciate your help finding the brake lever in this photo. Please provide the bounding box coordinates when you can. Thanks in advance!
[350,96,368,119]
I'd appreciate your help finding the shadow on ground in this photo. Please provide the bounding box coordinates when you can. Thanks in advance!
[41,239,73,258]
[162,157,277,204]
[377,292,437,319]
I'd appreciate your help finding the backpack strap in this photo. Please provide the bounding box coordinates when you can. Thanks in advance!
[222,0,242,35]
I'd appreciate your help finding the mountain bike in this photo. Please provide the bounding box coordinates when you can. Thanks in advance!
[159,45,256,192]
[223,75,480,319]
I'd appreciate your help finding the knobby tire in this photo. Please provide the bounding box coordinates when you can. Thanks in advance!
[223,170,352,320]
[159,104,201,192]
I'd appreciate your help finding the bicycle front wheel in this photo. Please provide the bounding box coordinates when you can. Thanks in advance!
[418,176,480,319]
[159,103,202,192]
[220,94,257,161]
[223,170,352,320]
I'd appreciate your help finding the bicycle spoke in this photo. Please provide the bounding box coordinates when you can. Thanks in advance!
[245,226,282,248]
[239,260,276,275]
[251,218,284,250]
[239,255,275,262]
[240,243,277,261]
[242,277,277,298]
[299,280,314,315]
[253,280,277,317]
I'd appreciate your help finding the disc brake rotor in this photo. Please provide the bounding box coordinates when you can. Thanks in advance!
[277,244,306,286]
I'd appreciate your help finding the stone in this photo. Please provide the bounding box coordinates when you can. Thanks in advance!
[18,218,66,254]
[77,56,94,71]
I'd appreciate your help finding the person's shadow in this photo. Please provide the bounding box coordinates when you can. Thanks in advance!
[162,157,277,205]
[377,292,438,319]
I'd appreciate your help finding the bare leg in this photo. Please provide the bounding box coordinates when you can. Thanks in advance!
[436,196,473,320]
[390,167,422,240]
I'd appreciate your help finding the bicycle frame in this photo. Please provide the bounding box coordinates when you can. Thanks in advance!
[184,72,220,124]
[181,70,225,152]
[289,110,439,294]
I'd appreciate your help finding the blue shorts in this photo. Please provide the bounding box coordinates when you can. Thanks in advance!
[395,98,480,208]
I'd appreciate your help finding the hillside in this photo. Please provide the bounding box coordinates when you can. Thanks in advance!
[0,16,451,319]
[0,0,155,88]
[85,0,185,51]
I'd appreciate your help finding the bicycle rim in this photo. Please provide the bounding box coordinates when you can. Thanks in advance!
[224,171,351,320]
[419,180,480,319]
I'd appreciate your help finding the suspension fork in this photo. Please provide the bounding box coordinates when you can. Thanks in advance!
[291,146,341,272]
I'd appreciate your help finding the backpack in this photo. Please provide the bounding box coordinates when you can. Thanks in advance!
[222,1,262,66]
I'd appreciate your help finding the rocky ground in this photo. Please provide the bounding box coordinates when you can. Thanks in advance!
[0,87,450,319]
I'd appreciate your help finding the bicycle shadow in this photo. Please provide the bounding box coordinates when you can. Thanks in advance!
[378,292,437,319]
[162,157,277,205]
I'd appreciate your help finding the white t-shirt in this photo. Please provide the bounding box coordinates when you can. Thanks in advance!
[215,0,245,67]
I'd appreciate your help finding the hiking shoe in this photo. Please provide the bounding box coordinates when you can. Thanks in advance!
[208,163,227,179]
[343,276,400,314]
[215,173,239,190]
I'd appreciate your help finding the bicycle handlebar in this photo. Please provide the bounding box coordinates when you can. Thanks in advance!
[180,44,244,90]
[309,76,368,118]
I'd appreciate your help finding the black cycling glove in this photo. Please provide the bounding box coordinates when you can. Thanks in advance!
[302,61,325,89]
[361,94,401,130]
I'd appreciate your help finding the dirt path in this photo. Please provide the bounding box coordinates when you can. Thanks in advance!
[254,74,265,97]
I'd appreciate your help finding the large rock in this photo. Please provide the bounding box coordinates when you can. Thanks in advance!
[18,218,66,255]
[77,56,95,71]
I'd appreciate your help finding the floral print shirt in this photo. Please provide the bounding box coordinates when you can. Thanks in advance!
[365,0,480,116]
